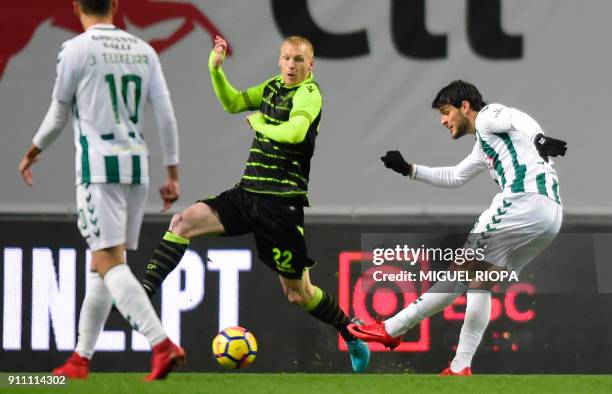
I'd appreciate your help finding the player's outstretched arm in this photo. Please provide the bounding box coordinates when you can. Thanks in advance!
[383,145,486,188]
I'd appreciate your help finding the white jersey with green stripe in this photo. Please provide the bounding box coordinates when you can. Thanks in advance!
[475,103,561,204]
[52,24,173,184]
[412,103,561,205]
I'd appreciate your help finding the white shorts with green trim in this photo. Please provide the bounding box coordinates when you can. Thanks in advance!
[465,192,562,273]
[76,183,148,251]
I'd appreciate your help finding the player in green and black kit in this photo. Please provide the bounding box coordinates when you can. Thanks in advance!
[141,35,370,372]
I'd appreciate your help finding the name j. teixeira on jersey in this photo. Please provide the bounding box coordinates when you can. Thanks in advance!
[89,52,149,66]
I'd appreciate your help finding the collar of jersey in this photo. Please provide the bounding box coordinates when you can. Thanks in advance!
[88,23,118,31]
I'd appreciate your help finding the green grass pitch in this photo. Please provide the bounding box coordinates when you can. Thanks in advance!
[3,374,612,394]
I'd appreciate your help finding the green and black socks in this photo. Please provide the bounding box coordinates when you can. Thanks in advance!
[142,231,189,298]
[304,287,354,342]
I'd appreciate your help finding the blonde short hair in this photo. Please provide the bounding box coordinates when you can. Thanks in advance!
[282,36,314,57]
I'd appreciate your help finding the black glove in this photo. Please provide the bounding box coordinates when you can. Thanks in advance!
[381,150,412,176]
[534,133,567,162]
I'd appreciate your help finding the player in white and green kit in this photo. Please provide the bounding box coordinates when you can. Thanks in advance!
[18,0,184,380]
[349,80,567,375]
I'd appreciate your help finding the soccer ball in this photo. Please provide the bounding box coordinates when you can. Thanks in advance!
[212,326,258,369]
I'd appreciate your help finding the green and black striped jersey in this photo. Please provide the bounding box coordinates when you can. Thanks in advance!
[240,76,321,204]
[209,52,322,205]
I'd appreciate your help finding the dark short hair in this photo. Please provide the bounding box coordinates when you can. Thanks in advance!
[431,80,486,111]
[78,0,112,15]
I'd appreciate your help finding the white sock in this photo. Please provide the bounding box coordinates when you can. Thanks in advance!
[450,290,491,372]
[385,279,467,337]
[75,271,113,359]
[103,264,167,346]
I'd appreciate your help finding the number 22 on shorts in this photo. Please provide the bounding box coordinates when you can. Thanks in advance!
[272,248,294,273]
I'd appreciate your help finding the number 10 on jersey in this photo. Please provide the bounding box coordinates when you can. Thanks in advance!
[104,73,142,124]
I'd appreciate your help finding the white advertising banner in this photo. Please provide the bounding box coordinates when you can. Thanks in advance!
[0,0,606,214]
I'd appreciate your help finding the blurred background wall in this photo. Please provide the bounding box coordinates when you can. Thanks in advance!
[1,0,607,215]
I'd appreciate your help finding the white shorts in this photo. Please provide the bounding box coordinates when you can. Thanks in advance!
[465,193,563,273]
[76,183,148,251]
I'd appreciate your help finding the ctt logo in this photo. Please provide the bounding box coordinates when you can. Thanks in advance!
[2,247,251,352]
[0,0,232,80]
[272,0,522,59]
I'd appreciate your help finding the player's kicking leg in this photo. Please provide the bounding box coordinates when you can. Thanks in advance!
[349,264,470,349]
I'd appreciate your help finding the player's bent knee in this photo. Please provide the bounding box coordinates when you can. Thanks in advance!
[169,213,183,231]
[170,205,204,238]
[285,288,308,306]
[170,203,224,239]
[168,212,191,237]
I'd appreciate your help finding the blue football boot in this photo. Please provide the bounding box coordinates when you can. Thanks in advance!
[346,318,370,372]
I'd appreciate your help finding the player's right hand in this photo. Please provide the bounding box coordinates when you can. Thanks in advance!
[212,35,227,69]
[381,150,413,177]
[18,145,42,186]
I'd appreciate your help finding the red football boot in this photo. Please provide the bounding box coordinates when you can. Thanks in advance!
[144,338,186,381]
[52,352,90,379]
[347,321,402,349]
[440,365,472,376]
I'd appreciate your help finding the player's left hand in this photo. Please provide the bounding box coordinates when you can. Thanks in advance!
[534,133,567,162]
[159,179,180,213]
[18,145,42,186]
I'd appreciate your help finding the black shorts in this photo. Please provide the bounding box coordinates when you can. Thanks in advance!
[199,187,315,279]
